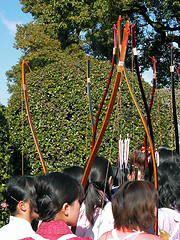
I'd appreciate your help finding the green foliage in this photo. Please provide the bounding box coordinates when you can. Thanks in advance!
[0,105,14,227]
[19,0,180,86]
[15,21,61,69]
[1,0,179,227]
[5,50,180,177]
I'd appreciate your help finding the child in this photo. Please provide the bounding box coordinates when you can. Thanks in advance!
[26,172,92,240]
[76,155,114,240]
[62,166,84,185]
[130,144,151,180]
[157,161,180,240]
[0,175,45,240]
[98,181,162,240]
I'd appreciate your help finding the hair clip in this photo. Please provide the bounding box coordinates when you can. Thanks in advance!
[10,195,19,203]
[141,146,151,153]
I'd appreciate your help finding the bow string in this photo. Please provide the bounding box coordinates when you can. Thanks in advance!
[21,60,47,175]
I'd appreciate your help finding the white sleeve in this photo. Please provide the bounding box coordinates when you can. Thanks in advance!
[85,201,114,240]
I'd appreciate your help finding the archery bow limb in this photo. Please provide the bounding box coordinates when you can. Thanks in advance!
[123,65,158,236]
[131,25,155,149]
[87,58,95,133]
[148,56,156,114]
[91,24,117,150]
[170,47,179,155]
[81,21,130,189]
[123,65,157,188]
[21,61,47,175]
[144,56,156,167]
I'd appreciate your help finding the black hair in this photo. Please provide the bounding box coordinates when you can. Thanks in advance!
[156,146,180,165]
[84,155,113,225]
[145,147,180,182]
[62,166,84,184]
[5,175,37,215]
[157,161,180,210]
[112,161,133,186]
[36,172,84,221]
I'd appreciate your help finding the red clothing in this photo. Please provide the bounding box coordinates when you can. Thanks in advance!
[36,220,92,240]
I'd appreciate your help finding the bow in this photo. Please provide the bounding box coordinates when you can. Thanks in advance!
[123,65,157,188]
[81,20,130,189]
[87,58,95,133]
[21,61,47,175]
[170,47,179,155]
[131,25,154,151]
[144,56,156,166]
[91,24,117,150]
[117,15,125,52]
[123,65,158,234]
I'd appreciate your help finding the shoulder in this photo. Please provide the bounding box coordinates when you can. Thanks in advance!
[158,207,180,223]
[139,233,163,240]
[100,201,113,217]
[20,238,35,240]
[70,238,92,240]
[104,201,112,209]
[0,223,9,231]
[98,231,112,240]
[58,237,92,240]
[20,235,48,240]
[158,207,180,216]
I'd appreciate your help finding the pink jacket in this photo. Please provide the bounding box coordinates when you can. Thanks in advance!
[98,229,162,240]
[21,220,92,240]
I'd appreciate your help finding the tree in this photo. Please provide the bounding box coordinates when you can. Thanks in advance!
[5,46,179,176]
[1,0,179,227]
[19,0,179,86]
[0,105,14,227]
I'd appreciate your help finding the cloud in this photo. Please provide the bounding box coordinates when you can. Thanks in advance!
[142,69,153,85]
[0,12,22,35]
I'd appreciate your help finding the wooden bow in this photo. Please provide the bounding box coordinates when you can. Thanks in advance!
[123,65,158,234]
[144,56,156,166]
[21,61,47,175]
[81,20,130,189]
[91,24,117,150]
[170,47,179,155]
[131,25,154,151]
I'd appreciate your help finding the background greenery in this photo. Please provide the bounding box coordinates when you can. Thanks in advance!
[0,0,179,227]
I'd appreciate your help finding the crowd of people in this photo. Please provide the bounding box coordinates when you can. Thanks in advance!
[0,146,179,240]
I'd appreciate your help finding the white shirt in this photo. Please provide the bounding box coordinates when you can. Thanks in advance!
[158,208,180,240]
[84,201,114,240]
[0,216,47,240]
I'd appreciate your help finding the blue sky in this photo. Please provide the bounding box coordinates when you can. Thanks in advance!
[0,1,33,106]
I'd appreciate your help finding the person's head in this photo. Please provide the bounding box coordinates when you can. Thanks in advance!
[157,161,180,211]
[112,161,133,187]
[84,155,113,224]
[130,144,150,179]
[35,172,84,226]
[5,175,38,222]
[145,148,180,182]
[62,166,84,184]
[155,146,180,166]
[87,155,113,195]
[112,180,158,232]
